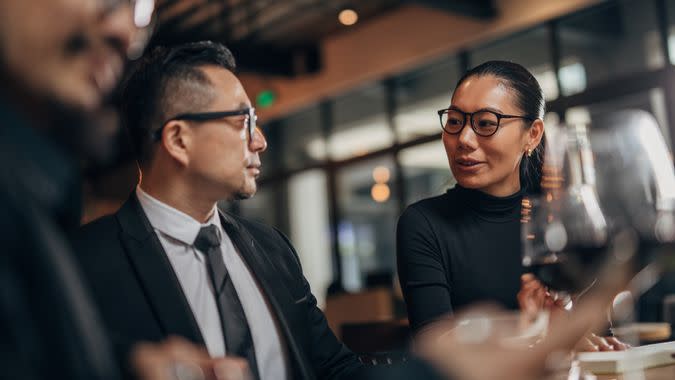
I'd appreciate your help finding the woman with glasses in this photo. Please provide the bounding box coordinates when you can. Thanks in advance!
[396,60,628,352]
[397,61,545,331]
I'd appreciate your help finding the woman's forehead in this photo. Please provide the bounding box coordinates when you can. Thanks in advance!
[452,75,517,112]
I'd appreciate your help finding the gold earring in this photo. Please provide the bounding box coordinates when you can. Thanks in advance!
[526,148,533,157]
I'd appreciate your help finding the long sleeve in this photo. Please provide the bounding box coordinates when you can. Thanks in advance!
[396,206,453,333]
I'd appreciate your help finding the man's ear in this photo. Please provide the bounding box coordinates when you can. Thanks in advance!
[160,120,192,167]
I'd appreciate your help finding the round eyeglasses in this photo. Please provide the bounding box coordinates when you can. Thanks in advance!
[437,108,535,137]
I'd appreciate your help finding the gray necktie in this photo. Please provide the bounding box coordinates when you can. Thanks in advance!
[194,225,259,379]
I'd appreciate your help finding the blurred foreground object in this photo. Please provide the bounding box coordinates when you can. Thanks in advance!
[415,265,631,380]
[0,0,152,379]
[591,110,675,244]
[522,123,612,294]
[523,110,675,293]
[131,337,251,380]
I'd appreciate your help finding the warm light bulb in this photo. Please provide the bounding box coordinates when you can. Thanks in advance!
[372,166,390,183]
[338,8,358,26]
[371,183,390,203]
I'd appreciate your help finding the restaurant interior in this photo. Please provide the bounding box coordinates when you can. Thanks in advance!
[8,0,675,379]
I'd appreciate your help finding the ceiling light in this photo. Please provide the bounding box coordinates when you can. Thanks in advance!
[338,8,358,26]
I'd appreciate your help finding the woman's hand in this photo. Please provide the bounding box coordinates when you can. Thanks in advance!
[575,333,630,352]
[517,274,568,317]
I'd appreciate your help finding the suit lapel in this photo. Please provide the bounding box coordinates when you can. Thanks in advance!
[116,194,205,345]
[219,211,314,380]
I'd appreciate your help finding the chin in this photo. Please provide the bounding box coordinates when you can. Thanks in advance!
[454,174,483,189]
[233,192,254,201]
[233,185,257,200]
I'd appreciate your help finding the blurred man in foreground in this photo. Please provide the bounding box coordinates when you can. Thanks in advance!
[0,1,249,379]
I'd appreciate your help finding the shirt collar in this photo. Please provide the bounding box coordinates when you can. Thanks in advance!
[136,185,222,246]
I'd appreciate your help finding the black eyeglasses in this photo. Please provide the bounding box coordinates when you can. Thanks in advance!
[437,108,535,137]
[153,107,258,146]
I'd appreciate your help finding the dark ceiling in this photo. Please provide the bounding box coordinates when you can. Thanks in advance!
[149,0,497,76]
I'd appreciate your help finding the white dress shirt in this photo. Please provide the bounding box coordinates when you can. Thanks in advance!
[136,186,288,380]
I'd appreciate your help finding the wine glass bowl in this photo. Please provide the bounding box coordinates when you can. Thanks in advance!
[522,124,610,293]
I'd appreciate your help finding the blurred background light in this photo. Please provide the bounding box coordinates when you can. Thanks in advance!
[371,183,390,203]
[133,0,155,28]
[339,8,359,26]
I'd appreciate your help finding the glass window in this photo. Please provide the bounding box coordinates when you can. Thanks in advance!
[399,140,454,206]
[470,26,559,101]
[331,84,393,161]
[277,105,326,171]
[335,156,399,291]
[564,88,671,149]
[558,0,663,96]
[394,56,461,142]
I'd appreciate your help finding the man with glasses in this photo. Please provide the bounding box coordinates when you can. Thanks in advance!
[71,40,282,380]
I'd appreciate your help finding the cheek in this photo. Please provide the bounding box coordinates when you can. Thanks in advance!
[201,131,246,168]
[482,135,524,170]
[442,133,456,156]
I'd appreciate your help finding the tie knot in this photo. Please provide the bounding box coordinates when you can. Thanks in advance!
[194,225,221,252]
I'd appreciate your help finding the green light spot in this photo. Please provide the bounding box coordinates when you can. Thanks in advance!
[256,90,276,108]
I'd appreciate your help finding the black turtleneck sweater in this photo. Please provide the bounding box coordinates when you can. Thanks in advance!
[397,185,525,332]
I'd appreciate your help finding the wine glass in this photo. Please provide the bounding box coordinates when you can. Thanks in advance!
[522,123,611,295]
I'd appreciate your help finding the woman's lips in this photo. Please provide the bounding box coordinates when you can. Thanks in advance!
[455,158,485,172]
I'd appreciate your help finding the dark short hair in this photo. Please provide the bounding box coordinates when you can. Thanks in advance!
[454,60,546,194]
[120,41,237,166]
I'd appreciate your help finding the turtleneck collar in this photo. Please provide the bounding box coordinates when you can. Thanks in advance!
[452,184,523,223]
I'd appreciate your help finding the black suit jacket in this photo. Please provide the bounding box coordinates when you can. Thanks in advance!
[74,194,363,380]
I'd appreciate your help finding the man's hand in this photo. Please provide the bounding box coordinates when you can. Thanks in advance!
[131,337,251,380]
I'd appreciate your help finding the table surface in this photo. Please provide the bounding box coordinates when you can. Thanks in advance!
[595,364,675,380]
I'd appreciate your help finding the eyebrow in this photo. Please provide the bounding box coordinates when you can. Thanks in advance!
[448,105,505,114]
